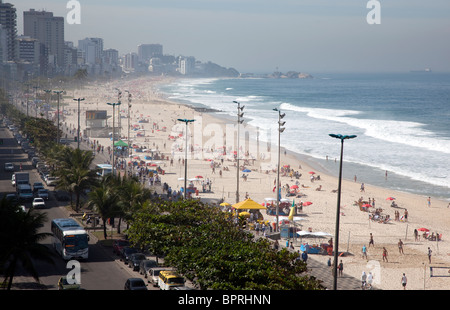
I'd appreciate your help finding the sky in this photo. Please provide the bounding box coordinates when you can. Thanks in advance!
[11,0,450,73]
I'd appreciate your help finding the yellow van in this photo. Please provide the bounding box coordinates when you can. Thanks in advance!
[158,270,185,290]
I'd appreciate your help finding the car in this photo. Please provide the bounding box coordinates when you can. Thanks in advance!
[57,276,81,290]
[139,259,158,277]
[32,197,46,209]
[120,247,138,264]
[4,163,14,172]
[37,189,49,200]
[11,174,15,186]
[33,182,45,193]
[5,193,18,203]
[124,278,147,290]
[46,176,58,186]
[128,253,147,271]
[112,239,130,255]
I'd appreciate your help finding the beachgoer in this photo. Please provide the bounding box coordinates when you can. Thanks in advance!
[338,260,343,277]
[398,239,404,254]
[401,273,407,290]
[428,247,432,263]
[367,272,373,290]
[361,271,367,289]
[369,233,374,248]
[427,197,431,207]
[360,183,365,192]
[382,247,388,262]
[362,245,368,259]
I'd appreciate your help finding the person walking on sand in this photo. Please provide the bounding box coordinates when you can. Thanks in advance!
[362,245,368,260]
[398,239,404,254]
[382,247,388,262]
[338,260,343,277]
[428,247,432,263]
[369,233,374,248]
[401,273,407,290]
[427,196,431,207]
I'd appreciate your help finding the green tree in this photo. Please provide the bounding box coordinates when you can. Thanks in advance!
[0,198,55,290]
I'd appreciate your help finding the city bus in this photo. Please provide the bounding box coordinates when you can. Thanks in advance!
[158,270,185,290]
[96,164,112,177]
[51,218,89,260]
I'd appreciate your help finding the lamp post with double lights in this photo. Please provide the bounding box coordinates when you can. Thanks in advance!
[233,101,245,203]
[107,101,122,176]
[177,118,195,199]
[73,98,85,149]
[273,108,286,232]
[329,133,357,290]
[53,90,64,144]
[125,90,132,177]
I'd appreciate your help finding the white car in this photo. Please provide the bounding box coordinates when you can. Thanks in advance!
[32,197,46,209]
[4,163,14,171]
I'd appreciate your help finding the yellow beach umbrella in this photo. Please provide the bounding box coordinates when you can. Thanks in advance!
[233,198,267,210]
[220,202,231,207]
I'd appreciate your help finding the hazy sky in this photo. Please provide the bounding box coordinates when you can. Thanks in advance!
[12,0,450,73]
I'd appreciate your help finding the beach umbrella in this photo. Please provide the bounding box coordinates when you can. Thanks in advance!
[238,211,251,218]
[243,169,251,172]
[220,202,231,207]
[309,171,315,174]
[418,228,429,232]
[290,185,299,189]
[362,204,372,208]
[233,198,267,210]
[196,175,203,178]
[302,201,313,206]
[386,197,396,200]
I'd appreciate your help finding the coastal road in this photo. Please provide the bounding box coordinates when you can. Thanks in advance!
[0,122,154,290]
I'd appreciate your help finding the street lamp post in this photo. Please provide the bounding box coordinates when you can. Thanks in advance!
[273,108,286,232]
[73,98,85,149]
[53,91,64,144]
[125,91,132,178]
[233,101,245,203]
[329,133,357,290]
[177,118,195,199]
[44,89,52,120]
[107,102,122,176]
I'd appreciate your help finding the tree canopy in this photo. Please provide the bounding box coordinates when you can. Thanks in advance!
[126,199,324,290]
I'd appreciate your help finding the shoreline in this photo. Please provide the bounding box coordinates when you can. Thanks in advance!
[66,76,450,290]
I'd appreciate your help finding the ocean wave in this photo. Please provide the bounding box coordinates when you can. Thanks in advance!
[280,103,450,154]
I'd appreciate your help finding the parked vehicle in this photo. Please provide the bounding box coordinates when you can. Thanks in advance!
[139,259,158,277]
[148,267,174,287]
[120,247,138,264]
[33,182,45,193]
[17,184,33,202]
[124,278,147,291]
[158,270,185,290]
[128,253,146,271]
[112,239,130,255]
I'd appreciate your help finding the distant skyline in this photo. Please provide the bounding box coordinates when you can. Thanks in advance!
[12,0,450,73]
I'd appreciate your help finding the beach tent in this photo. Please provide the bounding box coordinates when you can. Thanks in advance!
[114,140,128,147]
[233,198,267,210]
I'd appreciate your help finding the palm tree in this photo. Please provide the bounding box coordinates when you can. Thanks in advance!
[87,175,120,239]
[53,148,97,212]
[115,176,151,234]
[0,198,55,290]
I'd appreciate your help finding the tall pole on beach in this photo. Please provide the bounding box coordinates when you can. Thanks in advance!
[125,91,132,178]
[108,102,122,176]
[53,90,64,144]
[74,98,85,149]
[233,101,244,203]
[178,118,195,199]
[274,108,286,232]
[329,133,357,290]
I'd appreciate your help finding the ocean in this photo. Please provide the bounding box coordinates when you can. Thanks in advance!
[157,72,450,201]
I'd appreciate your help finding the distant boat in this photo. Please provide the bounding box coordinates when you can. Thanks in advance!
[410,68,432,73]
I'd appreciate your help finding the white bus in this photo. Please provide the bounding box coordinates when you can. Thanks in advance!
[96,164,112,177]
[51,218,89,260]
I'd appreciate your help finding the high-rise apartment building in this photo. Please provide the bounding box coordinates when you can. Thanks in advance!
[23,9,65,71]
[0,1,17,62]
[138,44,163,64]
[78,37,103,65]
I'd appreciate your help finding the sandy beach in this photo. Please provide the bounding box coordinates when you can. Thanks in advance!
[62,76,450,290]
